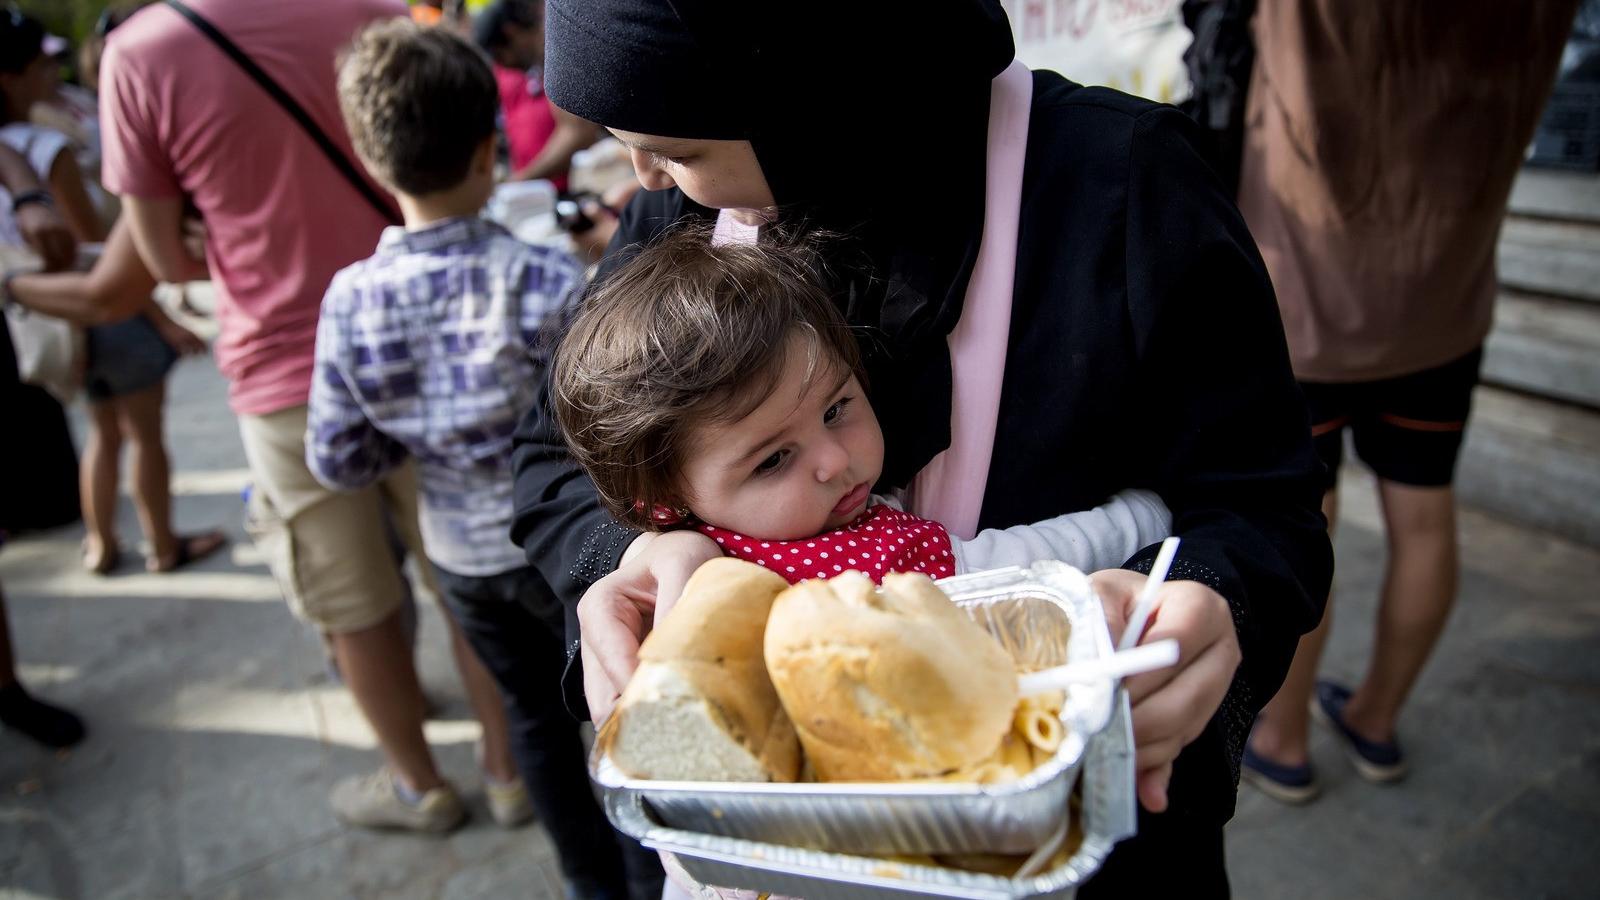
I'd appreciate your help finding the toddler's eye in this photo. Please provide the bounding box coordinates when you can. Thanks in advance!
[754,449,789,476]
[823,397,853,425]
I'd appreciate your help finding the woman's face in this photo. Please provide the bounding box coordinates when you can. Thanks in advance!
[679,337,884,542]
[1,53,55,119]
[608,127,776,221]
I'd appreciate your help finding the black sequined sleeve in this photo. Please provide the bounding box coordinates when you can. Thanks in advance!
[1119,105,1334,820]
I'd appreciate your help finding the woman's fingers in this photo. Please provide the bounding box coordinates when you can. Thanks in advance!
[1118,581,1241,795]
[1088,568,1144,644]
[581,637,621,725]
[576,530,725,720]
[1137,762,1174,813]
[646,530,726,625]
[1123,582,1236,705]
[576,569,651,696]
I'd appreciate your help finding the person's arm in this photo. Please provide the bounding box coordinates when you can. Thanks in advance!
[510,106,602,183]
[304,276,407,491]
[6,218,155,324]
[45,148,108,243]
[0,143,75,271]
[1111,105,1334,812]
[951,489,1172,575]
[120,194,209,285]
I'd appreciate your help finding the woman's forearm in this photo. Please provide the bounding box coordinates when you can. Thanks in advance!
[8,220,158,325]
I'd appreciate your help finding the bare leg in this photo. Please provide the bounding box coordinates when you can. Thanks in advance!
[330,610,444,792]
[444,614,518,783]
[80,400,124,571]
[1248,487,1340,765]
[1340,481,1458,743]
[114,382,175,560]
[117,380,225,571]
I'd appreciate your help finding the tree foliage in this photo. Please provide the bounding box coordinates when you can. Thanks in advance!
[18,0,121,45]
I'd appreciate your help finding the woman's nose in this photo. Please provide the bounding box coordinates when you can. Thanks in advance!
[628,148,676,192]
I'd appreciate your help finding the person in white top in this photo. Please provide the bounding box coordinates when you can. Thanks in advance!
[0,11,222,574]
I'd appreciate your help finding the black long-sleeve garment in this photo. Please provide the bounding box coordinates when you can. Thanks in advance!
[511,74,1332,893]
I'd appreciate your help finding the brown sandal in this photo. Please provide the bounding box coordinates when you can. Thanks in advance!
[148,531,227,573]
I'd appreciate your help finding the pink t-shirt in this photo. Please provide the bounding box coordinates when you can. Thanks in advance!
[99,0,405,416]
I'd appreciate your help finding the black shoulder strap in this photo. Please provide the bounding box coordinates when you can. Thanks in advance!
[163,0,401,225]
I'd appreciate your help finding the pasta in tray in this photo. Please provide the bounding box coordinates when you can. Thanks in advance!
[918,686,1070,785]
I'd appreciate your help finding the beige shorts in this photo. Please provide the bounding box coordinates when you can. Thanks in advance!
[238,404,431,634]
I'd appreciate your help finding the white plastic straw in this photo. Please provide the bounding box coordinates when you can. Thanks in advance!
[1017,639,1180,695]
[1117,536,1180,653]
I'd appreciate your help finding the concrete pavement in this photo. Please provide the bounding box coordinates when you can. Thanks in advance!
[3,356,1598,899]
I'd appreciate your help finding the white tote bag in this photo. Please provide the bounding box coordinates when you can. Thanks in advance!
[1,244,84,403]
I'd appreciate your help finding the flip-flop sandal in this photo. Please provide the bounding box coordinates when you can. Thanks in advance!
[148,531,227,573]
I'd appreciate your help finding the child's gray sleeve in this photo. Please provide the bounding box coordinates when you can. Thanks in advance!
[949,489,1173,574]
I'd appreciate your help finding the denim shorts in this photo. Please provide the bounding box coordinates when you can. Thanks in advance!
[83,314,178,401]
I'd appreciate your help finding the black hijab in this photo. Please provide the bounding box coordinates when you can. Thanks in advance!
[544,0,1016,485]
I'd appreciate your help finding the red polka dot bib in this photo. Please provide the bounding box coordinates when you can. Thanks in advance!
[697,505,955,585]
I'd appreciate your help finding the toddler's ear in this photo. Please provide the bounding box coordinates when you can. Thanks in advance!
[474,136,496,174]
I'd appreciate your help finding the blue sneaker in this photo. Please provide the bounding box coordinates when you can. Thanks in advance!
[1241,742,1320,804]
[1312,680,1408,783]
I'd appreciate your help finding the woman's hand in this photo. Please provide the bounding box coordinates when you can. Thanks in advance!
[1090,569,1242,813]
[577,529,723,723]
[156,317,207,356]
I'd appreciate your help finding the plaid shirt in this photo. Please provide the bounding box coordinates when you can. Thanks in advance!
[306,217,581,576]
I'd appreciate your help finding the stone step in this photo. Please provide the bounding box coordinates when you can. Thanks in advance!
[1457,385,1600,547]
[1508,168,1600,223]
[1483,291,1600,409]
[1497,216,1600,303]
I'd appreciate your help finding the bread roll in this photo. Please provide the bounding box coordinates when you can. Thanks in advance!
[764,570,1019,781]
[601,558,800,782]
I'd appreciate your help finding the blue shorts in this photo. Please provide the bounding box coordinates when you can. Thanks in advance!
[83,315,177,401]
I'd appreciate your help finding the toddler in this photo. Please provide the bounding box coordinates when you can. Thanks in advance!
[553,229,1170,583]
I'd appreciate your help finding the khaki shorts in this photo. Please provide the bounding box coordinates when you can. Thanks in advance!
[238,404,432,634]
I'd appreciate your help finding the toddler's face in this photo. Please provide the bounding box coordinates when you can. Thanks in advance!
[680,340,883,541]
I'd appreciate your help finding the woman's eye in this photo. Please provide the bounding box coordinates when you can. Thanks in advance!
[824,397,853,425]
[754,449,789,476]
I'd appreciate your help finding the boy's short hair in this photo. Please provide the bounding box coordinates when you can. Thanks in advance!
[553,227,862,531]
[337,19,497,196]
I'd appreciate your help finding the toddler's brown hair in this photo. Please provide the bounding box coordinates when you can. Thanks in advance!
[552,227,861,530]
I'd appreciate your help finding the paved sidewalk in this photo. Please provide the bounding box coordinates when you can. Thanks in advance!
[3,358,1598,899]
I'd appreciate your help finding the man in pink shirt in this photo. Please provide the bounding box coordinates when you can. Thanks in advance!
[98,0,523,833]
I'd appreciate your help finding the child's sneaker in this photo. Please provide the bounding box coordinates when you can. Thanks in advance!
[484,775,535,828]
[330,769,466,833]
[1241,743,1320,804]
[1311,680,1408,783]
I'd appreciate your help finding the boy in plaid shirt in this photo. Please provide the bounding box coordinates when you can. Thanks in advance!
[307,20,649,899]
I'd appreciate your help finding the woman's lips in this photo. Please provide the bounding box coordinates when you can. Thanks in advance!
[831,482,870,518]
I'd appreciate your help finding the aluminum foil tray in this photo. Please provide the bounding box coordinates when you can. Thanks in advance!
[607,694,1137,899]
[592,561,1120,857]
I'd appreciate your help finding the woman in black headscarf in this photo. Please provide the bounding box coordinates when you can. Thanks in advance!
[511,1,1332,892]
